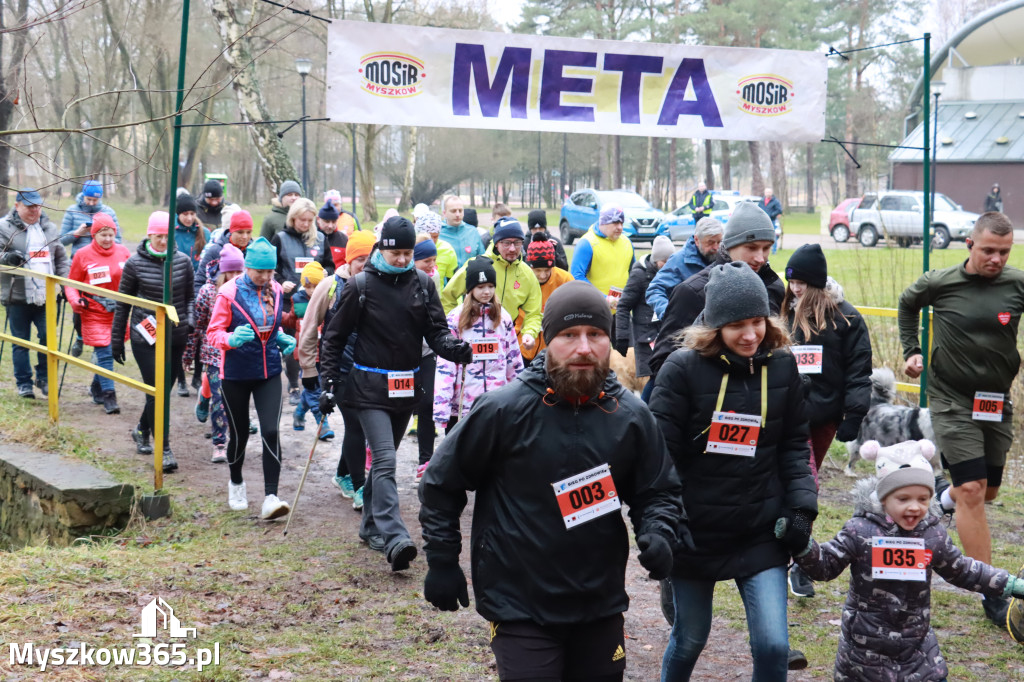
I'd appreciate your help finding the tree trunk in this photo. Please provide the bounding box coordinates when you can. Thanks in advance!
[669,139,678,209]
[720,140,731,190]
[642,137,652,199]
[612,135,622,188]
[356,124,381,222]
[597,135,608,189]
[704,140,715,190]
[469,176,475,208]
[769,141,787,211]
[805,142,814,213]
[397,126,417,212]
[748,141,764,196]
[0,0,29,212]
[210,0,297,196]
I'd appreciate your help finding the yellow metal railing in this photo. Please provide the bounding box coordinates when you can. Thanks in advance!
[854,305,933,397]
[0,266,179,491]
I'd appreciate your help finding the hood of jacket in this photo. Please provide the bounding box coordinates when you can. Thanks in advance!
[73,192,105,214]
[851,475,943,528]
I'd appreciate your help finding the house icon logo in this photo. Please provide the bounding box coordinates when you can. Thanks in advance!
[133,597,197,639]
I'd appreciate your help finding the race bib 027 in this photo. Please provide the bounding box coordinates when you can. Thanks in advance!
[706,411,761,457]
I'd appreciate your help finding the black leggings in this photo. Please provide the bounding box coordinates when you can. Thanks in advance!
[337,405,366,489]
[416,353,436,465]
[131,339,187,448]
[221,374,283,496]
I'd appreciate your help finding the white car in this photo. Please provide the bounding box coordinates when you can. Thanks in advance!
[849,191,977,249]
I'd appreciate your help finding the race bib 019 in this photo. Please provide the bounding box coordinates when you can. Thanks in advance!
[972,391,1004,422]
[135,314,158,345]
[791,345,823,375]
[552,463,620,530]
[706,411,761,457]
[871,536,929,581]
[472,340,499,361]
[387,370,415,398]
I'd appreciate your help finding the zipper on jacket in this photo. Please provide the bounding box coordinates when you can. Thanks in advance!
[749,357,754,375]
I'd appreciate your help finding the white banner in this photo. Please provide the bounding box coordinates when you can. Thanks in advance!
[325,21,827,142]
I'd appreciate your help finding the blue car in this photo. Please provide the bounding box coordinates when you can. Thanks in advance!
[559,189,664,244]
[656,194,733,242]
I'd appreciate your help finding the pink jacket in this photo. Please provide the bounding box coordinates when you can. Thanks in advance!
[433,302,523,426]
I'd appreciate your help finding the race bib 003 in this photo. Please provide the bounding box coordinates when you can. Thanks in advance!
[791,345,823,375]
[552,463,620,530]
[387,370,415,398]
[706,411,761,457]
[871,536,929,581]
[972,392,1004,422]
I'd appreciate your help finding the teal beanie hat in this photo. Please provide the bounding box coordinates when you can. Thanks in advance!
[245,237,277,270]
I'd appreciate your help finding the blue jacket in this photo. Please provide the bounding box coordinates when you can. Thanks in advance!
[645,237,711,318]
[439,221,485,269]
[759,196,782,221]
[215,274,284,382]
[174,218,211,272]
[59,193,121,255]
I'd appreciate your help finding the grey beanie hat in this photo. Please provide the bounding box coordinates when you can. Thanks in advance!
[651,235,675,263]
[703,261,770,329]
[694,216,724,239]
[722,201,776,249]
[278,180,302,201]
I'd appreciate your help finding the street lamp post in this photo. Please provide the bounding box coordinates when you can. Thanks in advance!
[295,58,312,196]
[931,80,944,230]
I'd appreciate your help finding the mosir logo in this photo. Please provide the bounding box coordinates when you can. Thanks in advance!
[737,75,794,116]
[359,52,425,98]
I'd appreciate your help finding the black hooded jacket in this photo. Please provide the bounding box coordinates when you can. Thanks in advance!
[649,345,817,581]
[419,352,685,625]
[112,240,195,347]
[649,250,785,375]
[319,256,470,412]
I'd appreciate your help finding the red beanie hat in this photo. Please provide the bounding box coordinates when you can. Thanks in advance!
[90,213,117,238]
[230,210,254,232]
[526,233,556,268]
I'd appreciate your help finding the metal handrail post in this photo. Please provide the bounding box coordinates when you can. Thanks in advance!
[45,277,59,423]
[153,307,167,492]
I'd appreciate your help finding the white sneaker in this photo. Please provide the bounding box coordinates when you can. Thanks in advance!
[228,481,248,511]
[261,494,290,520]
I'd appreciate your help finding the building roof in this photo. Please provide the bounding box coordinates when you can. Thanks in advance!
[889,100,1024,163]
[907,0,1024,110]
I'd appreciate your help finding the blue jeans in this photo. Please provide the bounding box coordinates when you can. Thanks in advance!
[6,302,46,389]
[92,344,114,393]
[662,566,789,682]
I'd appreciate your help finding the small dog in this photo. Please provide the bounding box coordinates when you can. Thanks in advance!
[845,367,934,476]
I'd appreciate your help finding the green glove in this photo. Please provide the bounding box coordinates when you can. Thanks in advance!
[276,329,296,356]
[228,324,256,348]
[1004,575,1024,599]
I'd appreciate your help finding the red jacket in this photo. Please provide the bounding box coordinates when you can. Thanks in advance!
[66,241,132,347]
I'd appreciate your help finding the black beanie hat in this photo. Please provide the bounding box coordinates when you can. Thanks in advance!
[176,193,198,216]
[203,179,223,198]
[379,216,416,250]
[785,243,828,289]
[463,208,479,227]
[465,256,497,295]
[527,209,547,230]
[542,280,613,342]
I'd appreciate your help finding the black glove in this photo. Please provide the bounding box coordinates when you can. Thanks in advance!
[775,510,813,555]
[637,533,673,580]
[613,338,630,357]
[318,391,336,415]
[455,340,473,365]
[301,376,319,392]
[676,519,696,554]
[423,557,469,611]
[2,250,26,267]
[111,342,126,365]
[835,419,860,443]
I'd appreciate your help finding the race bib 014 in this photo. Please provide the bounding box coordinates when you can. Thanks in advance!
[387,370,415,398]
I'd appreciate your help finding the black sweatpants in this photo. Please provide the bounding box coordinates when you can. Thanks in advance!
[131,338,186,448]
[337,405,366,490]
[221,374,283,496]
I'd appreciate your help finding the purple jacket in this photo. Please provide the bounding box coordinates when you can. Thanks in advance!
[796,479,1009,682]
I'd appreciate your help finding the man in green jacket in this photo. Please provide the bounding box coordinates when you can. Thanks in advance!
[898,211,1024,628]
[441,218,541,355]
[259,180,302,242]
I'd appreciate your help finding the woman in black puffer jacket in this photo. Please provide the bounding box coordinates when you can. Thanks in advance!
[111,212,195,471]
[319,216,471,573]
[649,261,817,682]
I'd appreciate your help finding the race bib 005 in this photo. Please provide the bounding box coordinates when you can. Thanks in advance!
[973,392,1004,422]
